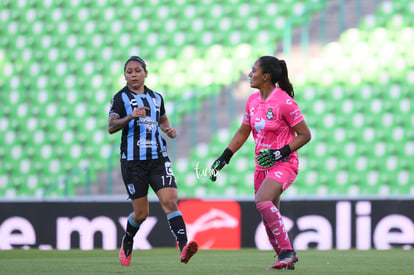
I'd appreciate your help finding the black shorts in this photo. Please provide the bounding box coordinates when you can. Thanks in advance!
[121,157,177,199]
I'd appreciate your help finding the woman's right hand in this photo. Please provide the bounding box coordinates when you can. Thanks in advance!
[130,106,150,119]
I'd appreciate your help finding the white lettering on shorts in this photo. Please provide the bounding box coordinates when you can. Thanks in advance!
[274,171,283,178]
[165,161,174,176]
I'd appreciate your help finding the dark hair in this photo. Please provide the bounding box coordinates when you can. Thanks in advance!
[124,56,147,72]
[258,56,294,98]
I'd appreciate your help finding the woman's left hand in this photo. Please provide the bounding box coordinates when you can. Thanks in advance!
[164,127,176,138]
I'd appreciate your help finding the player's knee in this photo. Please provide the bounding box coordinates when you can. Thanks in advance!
[254,192,269,204]
[134,209,149,222]
[161,200,178,213]
[254,197,266,205]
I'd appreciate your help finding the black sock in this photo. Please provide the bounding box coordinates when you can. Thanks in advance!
[125,212,142,240]
[167,211,188,251]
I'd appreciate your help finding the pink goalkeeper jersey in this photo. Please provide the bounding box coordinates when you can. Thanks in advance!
[242,87,304,169]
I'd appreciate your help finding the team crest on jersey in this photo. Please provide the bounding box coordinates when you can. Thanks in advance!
[266,108,274,119]
[127,184,136,195]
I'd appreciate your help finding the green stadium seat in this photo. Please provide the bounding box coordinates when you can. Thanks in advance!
[295,170,319,195]
[0,174,9,194]
[180,170,198,196]
[4,0,412,198]
[389,170,413,195]
[238,172,255,197]
[358,170,387,195]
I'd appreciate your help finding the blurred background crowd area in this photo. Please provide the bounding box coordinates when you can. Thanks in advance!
[0,0,413,199]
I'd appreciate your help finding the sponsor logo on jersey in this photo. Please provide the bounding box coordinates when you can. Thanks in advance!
[257,142,272,147]
[130,98,138,108]
[249,107,255,117]
[137,140,157,149]
[243,111,250,121]
[254,118,265,133]
[138,117,158,131]
[290,108,302,121]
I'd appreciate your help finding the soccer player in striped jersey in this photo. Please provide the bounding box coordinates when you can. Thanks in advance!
[108,56,197,266]
[210,56,311,270]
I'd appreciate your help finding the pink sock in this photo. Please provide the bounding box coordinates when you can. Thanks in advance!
[257,201,292,251]
[264,221,281,256]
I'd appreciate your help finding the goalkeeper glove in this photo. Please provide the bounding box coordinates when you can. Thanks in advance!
[210,148,233,181]
[256,145,291,168]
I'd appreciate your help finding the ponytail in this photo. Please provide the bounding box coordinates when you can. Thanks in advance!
[258,56,295,98]
[278,60,294,98]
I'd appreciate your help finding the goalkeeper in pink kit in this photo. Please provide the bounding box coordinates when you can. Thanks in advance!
[210,56,311,270]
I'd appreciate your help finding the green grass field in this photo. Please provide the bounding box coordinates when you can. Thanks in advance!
[0,248,413,274]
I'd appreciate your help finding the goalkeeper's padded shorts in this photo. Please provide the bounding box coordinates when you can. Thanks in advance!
[254,157,298,194]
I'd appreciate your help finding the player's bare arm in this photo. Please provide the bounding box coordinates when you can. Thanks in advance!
[288,120,311,152]
[227,123,251,153]
[159,115,176,138]
[108,107,149,134]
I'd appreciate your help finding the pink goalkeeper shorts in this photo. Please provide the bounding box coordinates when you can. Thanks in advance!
[254,158,299,194]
